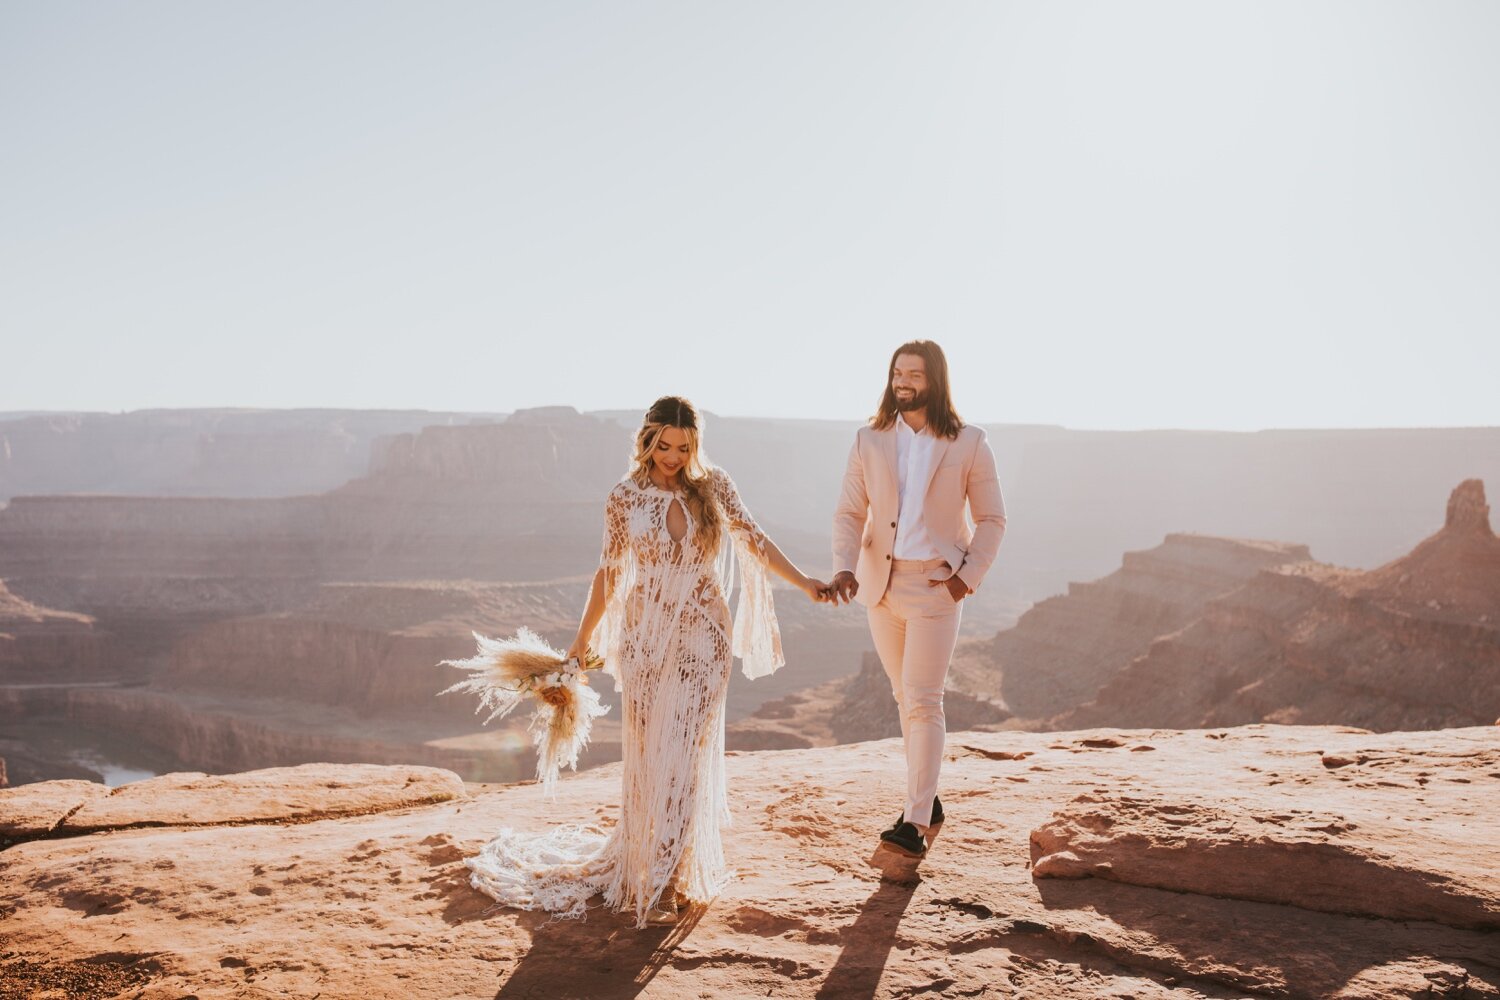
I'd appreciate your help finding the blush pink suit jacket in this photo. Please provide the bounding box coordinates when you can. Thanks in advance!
[832,423,1008,608]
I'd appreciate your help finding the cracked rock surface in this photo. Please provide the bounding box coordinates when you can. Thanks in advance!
[1,725,1497,998]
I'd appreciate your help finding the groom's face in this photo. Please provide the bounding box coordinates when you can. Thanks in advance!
[891,354,929,413]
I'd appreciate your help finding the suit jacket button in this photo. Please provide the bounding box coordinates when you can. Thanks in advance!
[890,521,896,528]
[885,554,891,560]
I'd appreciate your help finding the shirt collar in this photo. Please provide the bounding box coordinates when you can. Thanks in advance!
[895,417,926,438]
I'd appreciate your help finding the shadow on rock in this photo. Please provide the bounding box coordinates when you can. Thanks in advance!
[493,901,705,1000]
[815,876,919,999]
[1033,875,1500,998]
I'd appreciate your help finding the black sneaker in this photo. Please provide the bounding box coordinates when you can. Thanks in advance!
[878,820,927,859]
[887,794,944,834]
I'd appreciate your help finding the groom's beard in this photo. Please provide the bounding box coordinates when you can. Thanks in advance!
[894,390,928,413]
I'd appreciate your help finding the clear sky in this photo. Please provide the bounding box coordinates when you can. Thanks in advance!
[2,2,1497,430]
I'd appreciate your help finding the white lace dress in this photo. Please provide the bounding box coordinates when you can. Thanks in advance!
[464,467,784,927]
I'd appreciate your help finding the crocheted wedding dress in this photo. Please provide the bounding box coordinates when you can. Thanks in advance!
[464,467,784,927]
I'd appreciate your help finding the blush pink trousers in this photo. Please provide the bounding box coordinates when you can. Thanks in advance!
[866,557,963,830]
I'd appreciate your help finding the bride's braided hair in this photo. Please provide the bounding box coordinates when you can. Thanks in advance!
[628,396,725,552]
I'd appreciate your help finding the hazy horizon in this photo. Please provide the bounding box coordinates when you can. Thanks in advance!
[4,2,1498,431]
[6,404,1500,437]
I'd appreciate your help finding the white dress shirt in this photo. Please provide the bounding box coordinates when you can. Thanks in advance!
[893,417,942,560]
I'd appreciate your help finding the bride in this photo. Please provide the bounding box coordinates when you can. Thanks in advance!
[464,395,829,926]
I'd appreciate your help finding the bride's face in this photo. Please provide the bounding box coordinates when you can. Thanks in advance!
[651,426,692,481]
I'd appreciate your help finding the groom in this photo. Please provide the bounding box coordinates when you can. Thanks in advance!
[829,340,1007,858]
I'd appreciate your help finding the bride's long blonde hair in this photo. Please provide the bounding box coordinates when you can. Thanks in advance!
[628,396,724,552]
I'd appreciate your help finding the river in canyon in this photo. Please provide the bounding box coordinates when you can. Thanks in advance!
[0,716,186,787]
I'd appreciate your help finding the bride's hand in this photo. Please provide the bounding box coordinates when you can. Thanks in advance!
[565,635,589,665]
[801,577,831,603]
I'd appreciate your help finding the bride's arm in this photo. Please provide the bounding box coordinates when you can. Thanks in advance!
[713,468,827,602]
[759,535,825,601]
[566,567,611,662]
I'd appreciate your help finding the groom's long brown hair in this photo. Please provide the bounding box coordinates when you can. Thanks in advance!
[870,340,964,440]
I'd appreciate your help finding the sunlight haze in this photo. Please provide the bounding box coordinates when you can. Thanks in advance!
[3,1,1497,429]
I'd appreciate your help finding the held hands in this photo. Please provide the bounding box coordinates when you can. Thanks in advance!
[800,576,834,604]
[805,571,964,605]
[825,571,859,606]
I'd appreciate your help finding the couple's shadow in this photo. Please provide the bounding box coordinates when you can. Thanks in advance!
[813,870,920,999]
[492,858,920,999]
[493,900,704,1000]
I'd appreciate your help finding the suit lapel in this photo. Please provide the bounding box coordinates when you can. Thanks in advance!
[920,433,953,497]
[879,426,899,497]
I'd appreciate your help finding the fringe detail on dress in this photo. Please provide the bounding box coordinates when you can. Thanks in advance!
[729,528,784,680]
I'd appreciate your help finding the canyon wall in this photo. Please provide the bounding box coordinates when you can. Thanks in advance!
[0,581,103,684]
[0,410,632,592]
[160,580,588,723]
[0,686,608,783]
[1056,481,1500,733]
[954,534,1311,718]
[0,408,502,502]
[993,425,1500,601]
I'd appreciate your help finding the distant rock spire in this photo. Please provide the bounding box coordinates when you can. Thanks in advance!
[1445,479,1493,536]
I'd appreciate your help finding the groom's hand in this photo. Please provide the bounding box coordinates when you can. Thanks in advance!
[929,574,971,603]
[830,571,859,605]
